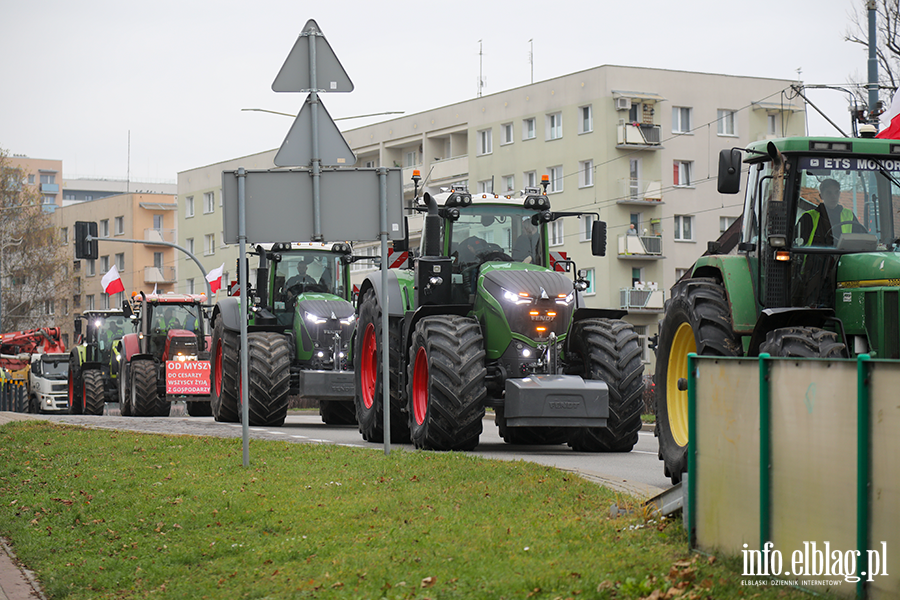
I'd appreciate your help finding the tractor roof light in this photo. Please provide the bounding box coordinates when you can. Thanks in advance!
[412,169,421,182]
[331,242,352,254]
[524,195,550,210]
[446,193,472,207]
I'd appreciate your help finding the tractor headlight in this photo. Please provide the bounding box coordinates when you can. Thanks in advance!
[556,291,575,306]
[340,314,356,325]
[502,288,531,305]
[305,312,327,325]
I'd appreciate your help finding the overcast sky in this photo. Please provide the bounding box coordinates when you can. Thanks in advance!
[0,0,880,183]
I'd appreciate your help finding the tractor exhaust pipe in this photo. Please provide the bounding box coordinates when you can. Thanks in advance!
[422,192,442,257]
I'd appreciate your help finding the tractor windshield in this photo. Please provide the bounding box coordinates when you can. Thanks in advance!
[89,314,130,363]
[447,205,546,271]
[149,304,202,333]
[273,251,346,322]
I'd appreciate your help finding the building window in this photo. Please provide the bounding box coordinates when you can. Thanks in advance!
[632,267,643,286]
[116,253,124,270]
[633,325,649,363]
[205,234,216,255]
[187,278,195,294]
[717,109,737,136]
[720,216,738,233]
[204,192,215,214]
[549,221,564,247]
[186,196,194,218]
[221,230,227,248]
[43,195,56,205]
[101,293,110,310]
[580,214,595,242]
[579,160,593,188]
[548,166,563,193]
[672,106,692,134]
[405,151,417,167]
[63,299,68,315]
[153,252,163,268]
[45,299,54,315]
[40,174,55,184]
[501,123,513,145]
[673,161,693,187]
[503,175,514,193]
[768,113,779,135]
[524,171,536,188]
[87,259,96,276]
[546,112,562,140]
[73,295,81,309]
[674,215,694,241]
[84,195,93,202]
[115,216,124,235]
[477,129,492,155]
[28,174,35,185]
[100,219,109,237]
[63,193,75,201]
[100,256,109,273]
[187,238,194,255]
[86,295,95,311]
[478,180,493,194]
[579,105,592,134]
[523,118,536,140]
[60,227,68,245]
[675,267,690,281]
[582,268,595,295]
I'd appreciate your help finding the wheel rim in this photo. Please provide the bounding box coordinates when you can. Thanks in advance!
[82,383,88,412]
[667,322,695,447]
[412,347,429,426]
[360,323,377,409]
[68,374,74,408]
[214,340,224,398]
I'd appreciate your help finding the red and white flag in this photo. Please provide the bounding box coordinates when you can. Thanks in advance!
[101,265,125,295]
[877,93,900,139]
[206,262,225,294]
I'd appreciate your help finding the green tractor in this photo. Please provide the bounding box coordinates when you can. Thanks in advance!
[209,242,360,427]
[353,177,645,451]
[655,132,900,483]
[68,309,128,415]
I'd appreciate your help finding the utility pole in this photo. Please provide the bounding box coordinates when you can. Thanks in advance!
[477,40,485,98]
[529,39,533,84]
[867,0,880,126]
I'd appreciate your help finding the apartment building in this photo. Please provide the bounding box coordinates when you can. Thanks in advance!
[5,155,63,209]
[177,64,806,367]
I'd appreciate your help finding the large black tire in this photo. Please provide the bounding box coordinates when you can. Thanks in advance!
[495,406,568,445]
[68,364,83,415]
[119,364,133,417]
[211,317,240,423]
[566,319,644,452]
[319,400,357,425]
[186,398,213,417]
[655,278,742,484]
[407,315,486,451]
[353,289,410,443]
[759,327,846,358]
[131,360,159,417]
[82,370,106,416]
[246,332,291,427]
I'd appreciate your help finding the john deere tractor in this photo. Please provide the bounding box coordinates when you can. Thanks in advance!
[209,242,359,427]
[656,132,900,483]
[354,176,645,451]
[68,309,128,415]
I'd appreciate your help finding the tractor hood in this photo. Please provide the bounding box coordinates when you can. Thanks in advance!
[296,295,355,321]
[835,252,900,287]
[294,294,356,369]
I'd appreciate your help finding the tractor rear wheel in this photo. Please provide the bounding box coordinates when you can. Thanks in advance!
[131,360,159,417]
[353,289,410,443]
[407,315,486,451]
[211,317,240,423]
[68,363,83,415]
[566,318,644,452]
[655,278,742,484]
[319,400,357,425]
[246,332,290,427]
[83,370,106,416]
[760,327,846,358]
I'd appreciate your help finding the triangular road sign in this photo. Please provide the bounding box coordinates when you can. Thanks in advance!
[274,94,357,167]
[272,19,353,93]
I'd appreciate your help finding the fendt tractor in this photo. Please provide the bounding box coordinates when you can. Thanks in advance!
[69,310,128,415]
[117,292,211,417]
[354,174,645,451]
[209,242,359,427]
[656,131,900,483]
[0,328,68,414]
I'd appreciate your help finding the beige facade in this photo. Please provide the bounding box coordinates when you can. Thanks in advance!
[177,65,806,367]
[6,155,63,209]
[52,193,177,343]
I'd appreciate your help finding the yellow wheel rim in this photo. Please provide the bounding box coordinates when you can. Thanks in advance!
[667,322,695,447]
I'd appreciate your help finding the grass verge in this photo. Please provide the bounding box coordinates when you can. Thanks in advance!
[0,421,807,600]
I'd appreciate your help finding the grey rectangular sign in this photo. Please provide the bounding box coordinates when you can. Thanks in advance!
[222,168,405,244]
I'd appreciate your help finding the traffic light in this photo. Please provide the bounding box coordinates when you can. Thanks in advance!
[74,221,98,260]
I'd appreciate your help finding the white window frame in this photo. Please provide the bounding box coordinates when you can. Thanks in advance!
[548,165,563,193]
[579,160,593,188]
[45,299,54,315]
[501,123,513,145]
[717,109,737,136]
[86,295,95,311]
[522,118,536,140]
[187,238,194,255]
[549,220,564,247]
[502,175,514,193]
[675,267,690,281]
[478,180,493,194]
[524,171,536,188]
[114,216,124,235]
[633,324,650,363]
[477,129,492,156]
[187,278,195,294]
[673,215,694,241]
[674,160,693,187]
[203,192,215,214]
[220,230,227,248]
[100,219,109,238]
[546,112,562,140]
[720,216,738,233]
[115,253,124,271]
[405,150,417,167]
[578,105,593,134]
[100,255,109,273]
[60,227,68,245]
[672,106,692,134]
[580,214,595,242]
[185,195,195,218]
[582,268,595,295]
[87,259,96,277]
[204,233,216,256]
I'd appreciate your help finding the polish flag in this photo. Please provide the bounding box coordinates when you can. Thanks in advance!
[877,93,900,139]
[101,265,125,295]
[206,263,225,294]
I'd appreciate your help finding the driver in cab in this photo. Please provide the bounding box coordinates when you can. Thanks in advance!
[796,178,865,246]
[282,258,319,301]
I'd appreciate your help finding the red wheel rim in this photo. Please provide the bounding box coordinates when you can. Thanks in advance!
[412,347,428,426]
[82,383,87,412]
[214,340,223,398]
[360,323,377,409]
[68,375,74,408]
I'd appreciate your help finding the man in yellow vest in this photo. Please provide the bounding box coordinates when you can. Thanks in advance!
[796,178,864,246]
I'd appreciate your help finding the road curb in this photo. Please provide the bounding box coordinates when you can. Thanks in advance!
[0,537,45,600]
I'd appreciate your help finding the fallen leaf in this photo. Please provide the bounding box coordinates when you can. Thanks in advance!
[421,576,436,588]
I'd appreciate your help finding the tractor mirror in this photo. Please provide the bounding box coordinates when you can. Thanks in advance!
[717,148,743,194]
[591,221,607,257]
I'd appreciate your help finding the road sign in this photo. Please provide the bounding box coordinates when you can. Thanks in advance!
[272,19,353,93]
[274,95,356,167]
[221,168,405,244]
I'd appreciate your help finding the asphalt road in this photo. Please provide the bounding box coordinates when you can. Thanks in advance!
[34,402,672,498]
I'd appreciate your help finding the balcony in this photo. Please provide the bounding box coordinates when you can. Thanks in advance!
[616,123,662,149]
[144,266,176,283]
[618,234,664,260]
[144,228,175,245]
[617,178,663,205]
[403,155,469,189]
[620,285,665,313]
[40,183,59,193]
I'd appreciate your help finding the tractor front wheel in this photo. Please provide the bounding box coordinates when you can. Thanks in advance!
[119,364,132,416]
[83,370,106,416]
[246,332,291,427]
[760,327,846,358]
[211,317,240,423]
[131,360,159,417]
[407,315,486,451]
[68,364,83,415]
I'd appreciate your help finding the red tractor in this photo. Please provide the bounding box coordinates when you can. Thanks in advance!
[117,292,211,417]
